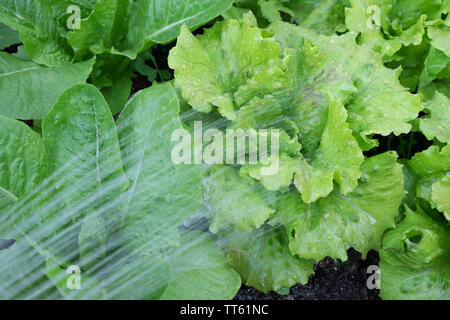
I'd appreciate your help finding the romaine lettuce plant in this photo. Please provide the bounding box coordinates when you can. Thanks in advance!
[0,0,449,300]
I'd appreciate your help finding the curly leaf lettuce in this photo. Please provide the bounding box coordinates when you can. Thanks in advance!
[204,166,275,233]
[271,152,404,261]
[269,22,423,145]
[224,225,314,293]
[418,91,450,143]
[233,0,350,35]
[168,13,281,120]
[380,206,449,300]
[409,145,450,220]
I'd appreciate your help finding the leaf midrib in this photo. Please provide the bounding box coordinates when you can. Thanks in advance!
[0,185,18,202]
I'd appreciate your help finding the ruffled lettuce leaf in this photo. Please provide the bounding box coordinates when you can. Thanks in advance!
[224,225,314,293]
[204,165,276,233]
[271,152,404,261]
[171,17,364,203]
[168,13,281,120]
[345,1,449,92]
[418,91,450,143]
[233,0,350,34]
[409,145,450,220]
[380,206,449,300]
[269,22,423,143]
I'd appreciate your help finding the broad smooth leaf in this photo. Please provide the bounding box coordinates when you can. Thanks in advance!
[159,231,241,300]
[0,115,46,205]
[117,0,234,59]
[0,115,46,237]
[0,53,94,120]
[0,22,19,50]
[0,241,61,299]
[37,84,128,261]
[117,83,203,253]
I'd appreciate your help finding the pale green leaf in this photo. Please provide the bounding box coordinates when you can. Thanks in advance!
[168,13,281,120]
[274,152,404,261]
[419,91,450,143]
[204,165,275,233]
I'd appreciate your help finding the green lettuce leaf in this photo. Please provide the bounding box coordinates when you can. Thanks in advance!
[66,0,124,61]
[118,0,234,59]
[37,84,128,261]
[409,145,450,220]
[0,115,46,236]
[104,252,171,299]
[419,46,450,89]
[272,152,404,261]
[240,153,301,192]
[224,225,314,293]
[43,84,128,211]
[0,22,19,50]
[380,206,449,300]
[233,0,349,34]
[0,52,94,120]
[427,18,450,56]
[0,0,85,66]
[270,23,423,141]
[419,91,450,143]
[204,166,275,233]
[168,13,281,120]
[294,96,364,202]
[106,231,241,299]
[101,74,132,115]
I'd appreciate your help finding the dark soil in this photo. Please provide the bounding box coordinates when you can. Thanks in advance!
[130,44,174,95]
[234,249,381,300]
[131,71,152,95]
[364,132,433,160]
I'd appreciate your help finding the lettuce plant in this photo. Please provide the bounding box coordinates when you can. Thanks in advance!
[0,0,449,300]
